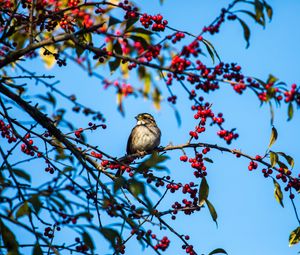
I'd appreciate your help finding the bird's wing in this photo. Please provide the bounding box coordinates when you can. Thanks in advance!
[126,126,137,155]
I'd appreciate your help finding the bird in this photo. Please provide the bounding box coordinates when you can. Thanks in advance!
[126,113,161,155]
[116,113,161,177]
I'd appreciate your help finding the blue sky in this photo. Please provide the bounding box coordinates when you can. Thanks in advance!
[3,1,300,255]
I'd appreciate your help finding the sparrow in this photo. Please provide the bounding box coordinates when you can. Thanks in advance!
[116,113,161,176]
[127,113,161,155]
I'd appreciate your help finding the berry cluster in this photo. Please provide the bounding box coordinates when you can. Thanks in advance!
[0,120,17,143]
[217,129,239,144]
[167,32,185,44]
[140,14,168,31]
[20,133,39,156]
[75,237,89,253]
[170,56,191,73]
[154,236,170,251]
[202,8,226,35]
[44,226,54,239]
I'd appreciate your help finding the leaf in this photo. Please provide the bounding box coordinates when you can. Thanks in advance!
[269,151,278,168]
[265,3,273,20]
[0,219,20,255]
[109,57,121,73]
[288,103,294,121]
[13,168,31,182]
[32,242,43,255]
[16,201,29,218]
[237,18,250,48]
[277,152,294,168]
[128,179,145,197]
[172,107,181,127]
[143,73,151,97]
[202,39,221,64]
[236,10,265,27]
[254,0,264,21]
[126,27,153,35]
[269,102,274,125]
[289,226,300,246]
[113,40,123,55]
[37,92,56,108]
[101,228,121,248]
[39,45,56,69]
[28,195,42,214]
[116,91,124,116]
[137,152,169,173]
[203,157,214,163]
[206,199,218,225]
[129,35,150,49]
[208,248,228,255]
[268,126,278,148]
[267,74,278,84]
[273,179,284,207]
[198,177,209,206]
[125,17,139,30]
[113,177,126,193]
[82,231,95,251]
[152,87,161,110]
[108,16,122,27]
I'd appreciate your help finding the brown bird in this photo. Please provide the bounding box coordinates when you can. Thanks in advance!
[126,113,161,155]
[116,113,161,176]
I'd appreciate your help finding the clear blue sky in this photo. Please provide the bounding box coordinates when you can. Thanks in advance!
[5,1,300,255]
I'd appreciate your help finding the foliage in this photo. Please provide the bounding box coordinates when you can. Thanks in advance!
[0,0,300,254]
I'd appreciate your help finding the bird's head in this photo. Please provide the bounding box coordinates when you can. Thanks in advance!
[135,113,156,125]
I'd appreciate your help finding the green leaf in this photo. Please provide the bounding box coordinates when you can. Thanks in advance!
[273,179,284,208]
[137,152,169,173]
[288,103,294,121]
[268,126,278,148]
[267,74,278,84]
[125,17,139,30]
[173,107,182,127]
[28,195,42,214]
[277,152,294,169]
[237,18,250,48]
[109,58,121,73]
[198,177,209,206]
[208,248,228,255]
[129,35,150,49]
[206,199,218,225]
[128,179,145,197]
[152,87,161,110]
[113,40,123,55]
[82,231,95,251]
[16,201,29,218]
[203,157,214,163]
[289,226,300,246]
[32,242,43,255]
[236,10,265,27]
[36,92,56,108]
[13,168,31,182]
[269,102,274,125]
[0,219,20,255]
[108,16,122,27]
[126,27,153,35]
[101,228,121,248]
[254,0,264,21]
[269,151,278,168]
[202,39,221,64]
[143,73,151,97]
[113,177,126,193]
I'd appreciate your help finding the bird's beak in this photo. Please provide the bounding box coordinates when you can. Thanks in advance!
[135,115,138,120]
